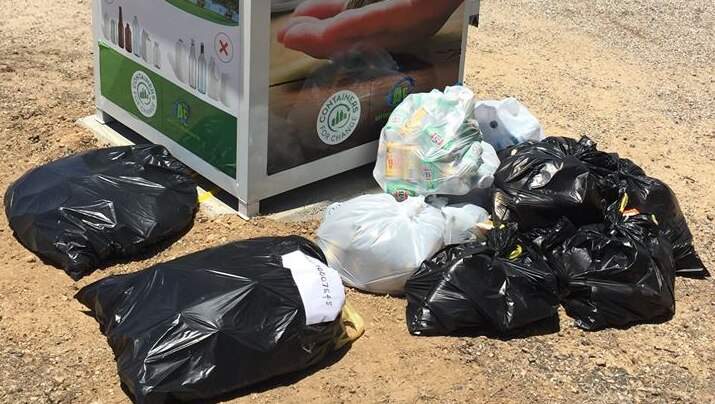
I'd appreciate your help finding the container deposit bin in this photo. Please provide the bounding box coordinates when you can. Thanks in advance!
[92,0,476,216]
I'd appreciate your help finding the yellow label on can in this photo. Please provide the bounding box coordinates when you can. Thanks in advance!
[401,107,428,137]
[385,143,401,178]
[385,143,419,180]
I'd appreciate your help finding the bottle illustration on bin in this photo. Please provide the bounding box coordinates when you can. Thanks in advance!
[175,39,186,83]
[141,30,150,62]
[110,19,117,44]
[208,57,219,100]
[154,41,161,69]
[103,3,228,105]
[102,13,110,40]
[132,16,141,57]
[117,7,124,49]
[220,73,230,107]
[197,43,207,94]
[124,23,132,54]
[102,7,235,104]
[189,40,197,89]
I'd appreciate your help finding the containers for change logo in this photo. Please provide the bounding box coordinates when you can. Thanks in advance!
[317,90,361,145]
[131,71,157,118]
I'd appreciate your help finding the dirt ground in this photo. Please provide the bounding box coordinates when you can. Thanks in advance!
[1,0,714,403]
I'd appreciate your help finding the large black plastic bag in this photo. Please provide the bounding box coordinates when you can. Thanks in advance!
[4,145,198,280]
[494,137,706,277]
[405,225,559,336]
[545,197,677,330]
[76,236,347,404]
[616,158,708,277]
[491,136,618,229]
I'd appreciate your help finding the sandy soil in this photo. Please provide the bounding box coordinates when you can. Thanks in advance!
[0,0,714,403]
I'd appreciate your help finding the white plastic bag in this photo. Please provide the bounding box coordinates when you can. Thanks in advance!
[442,204,490,245]
[316,194,446,295]
[474,98,545,151]
[477,138,500,188]
[373,86,499,199]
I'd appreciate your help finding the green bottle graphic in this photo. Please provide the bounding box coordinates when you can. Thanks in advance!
[139,87,148,101]
[332,109,348,128]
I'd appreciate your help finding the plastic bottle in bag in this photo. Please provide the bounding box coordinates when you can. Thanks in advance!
[374,86,499,196]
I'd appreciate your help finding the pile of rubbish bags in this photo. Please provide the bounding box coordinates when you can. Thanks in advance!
[407,194,677,335]
[5,146,366,403]
[491,136,705,276]
[3,86,709,403]
[319,87,708,336]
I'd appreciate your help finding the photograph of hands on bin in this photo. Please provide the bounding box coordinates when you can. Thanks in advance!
[268,0,467,174]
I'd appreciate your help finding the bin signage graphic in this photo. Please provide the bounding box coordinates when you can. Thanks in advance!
[171,99,192,125]
[268,2,467,175]
[97,0,240,177]
[100,44,237,177]
[317,90,361,146]
[131,71,158,118]
[214,32,234,63]
[386,77,415,108]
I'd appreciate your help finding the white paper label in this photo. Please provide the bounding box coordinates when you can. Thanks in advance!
[282,251,346,326]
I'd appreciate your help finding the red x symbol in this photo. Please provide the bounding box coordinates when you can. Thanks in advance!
[214,33,233,63]
[219,40,229,56]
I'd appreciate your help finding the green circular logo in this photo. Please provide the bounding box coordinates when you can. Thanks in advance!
[317,90,361,145]
[131,71,157,118]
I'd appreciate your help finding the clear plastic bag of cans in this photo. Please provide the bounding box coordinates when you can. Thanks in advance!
[373,86,499,200]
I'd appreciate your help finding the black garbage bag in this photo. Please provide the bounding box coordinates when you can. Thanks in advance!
[522,217,580,292]
[491,136,618,229]
[616,158,708,277]
[4,145,198,280]
[405,224,559,336]
[545,196,677,330]
[76,236,348,404]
